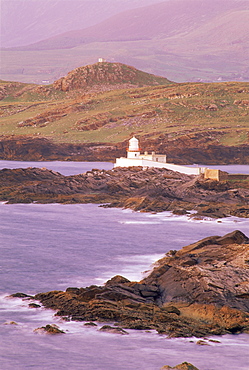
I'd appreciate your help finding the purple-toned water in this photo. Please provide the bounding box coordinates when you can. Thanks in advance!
[0,161,249,370]
[0,160,113,176]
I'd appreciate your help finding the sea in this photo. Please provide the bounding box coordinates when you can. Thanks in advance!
[0,161,249,370]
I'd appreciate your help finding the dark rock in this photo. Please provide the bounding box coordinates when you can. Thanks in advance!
[84,322,97,327]
[29,303,41,308]
[105,275,130,286]
[4,321,18,325]
[161,362,200,370]
[34,324,65,335]
[95,288,146,303]
[196,340,210,346]
[99,325,128,335]
[10,293,33,299]
[161,306,181,316]
[66,287,81,295]
[172,209,188,215]
[216,230,249,245]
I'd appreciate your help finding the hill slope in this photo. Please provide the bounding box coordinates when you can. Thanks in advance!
[0,62,248,164]
[53,62,172,91]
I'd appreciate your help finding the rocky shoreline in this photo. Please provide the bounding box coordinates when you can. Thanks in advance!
[0,166,248,219]
[12,230,249,338]
[0,136,249,164]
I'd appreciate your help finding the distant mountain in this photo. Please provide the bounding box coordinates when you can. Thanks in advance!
[1,0,163,48]
[1,0,249,83]
[13,0,249,51]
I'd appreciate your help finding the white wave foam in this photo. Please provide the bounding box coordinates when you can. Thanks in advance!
[116,253,164,263]
[119,220,161,225]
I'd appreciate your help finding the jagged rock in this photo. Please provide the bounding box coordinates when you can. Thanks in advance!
[10,292,34,299]
[99,325,128,335]
[161,362,200,370]
[144,230,249,312]
[4,321,18,325]
[65,287,81,295]
[196,340,209,346]
[84,322,97,327]
[13,231,247,338]
[216,230,249,245]
[34,324,65,335]
[29,303,41,308]
[105,275,131,286]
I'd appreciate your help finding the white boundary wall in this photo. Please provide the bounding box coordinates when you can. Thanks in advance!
[114,157,205,175]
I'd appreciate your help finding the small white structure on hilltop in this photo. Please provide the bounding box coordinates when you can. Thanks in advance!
[114,136,206,176]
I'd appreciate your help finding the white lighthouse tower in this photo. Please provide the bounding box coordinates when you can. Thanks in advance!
[127,136,140,159]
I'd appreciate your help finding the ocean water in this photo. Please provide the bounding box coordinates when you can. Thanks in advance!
[0,160,113,176]
[0,161,249,370]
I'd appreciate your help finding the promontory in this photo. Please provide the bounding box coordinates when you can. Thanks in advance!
[0,166,248,219]
[13,230,249,338]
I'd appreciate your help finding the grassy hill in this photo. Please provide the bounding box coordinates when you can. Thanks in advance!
[0,62,248,164]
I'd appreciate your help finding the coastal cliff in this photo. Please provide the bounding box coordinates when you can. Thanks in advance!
[0,166,248,218]
[14,231,249,338]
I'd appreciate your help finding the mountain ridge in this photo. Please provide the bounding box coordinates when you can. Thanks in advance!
[2,0,248,84]
[1,0,162,48]
[10,0,249,51]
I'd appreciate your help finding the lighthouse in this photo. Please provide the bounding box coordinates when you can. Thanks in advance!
[127,136,140,159]
[114,136,206,175]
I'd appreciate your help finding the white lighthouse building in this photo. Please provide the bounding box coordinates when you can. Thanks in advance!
[114,136,206,175]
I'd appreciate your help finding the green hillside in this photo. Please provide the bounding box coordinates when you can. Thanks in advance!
[0,62,248,164]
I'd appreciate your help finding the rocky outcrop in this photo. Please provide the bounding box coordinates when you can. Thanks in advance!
[99,325,128,335]
[53,62,170,92]
[144,230,249,311]
[19,231,247,338]
[34,324,65,335]
[161,363,200,370]
[0,166,248,218]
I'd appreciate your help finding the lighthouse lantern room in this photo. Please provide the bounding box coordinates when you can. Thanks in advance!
[127,137,140,159]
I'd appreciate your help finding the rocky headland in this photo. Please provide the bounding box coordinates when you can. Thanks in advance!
[13,230,249,338]
[0,166,248,219]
